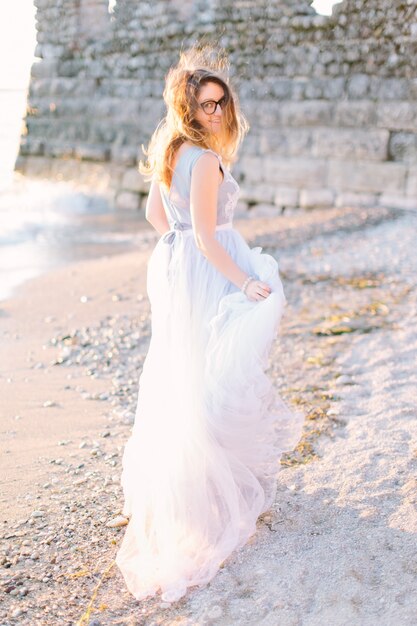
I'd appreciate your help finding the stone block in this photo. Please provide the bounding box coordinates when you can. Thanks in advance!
[233,200,249,219]
[25,156,54,178]
[248,204,283,218]
[371,78,409,101]
[19,138,45,157]
[76,162,122,192]
[45,143,75,158]
[335,192,378,208]
[265,157,328,188]
[37,44,65,59]
[48,158,81,182]
[411,79,417,100]
[239,184,276,204]
[17,156,52,178]
[238,155,265,184]
[376,102,417,132]
[28,78,51,98]
[111,146,138,166]
[45,78,97,97]
[121,168,150,193]
[92,125,120,145]
[379,194,417,210]
[270,78,293,100]
[312,128,389,161]
[274,187,299,208]
[14,155,27,173]
[259,128,312,156]
[334,101,376,127]
[406,168,417,197]
[299,189,334,209]
[30,59,58,79]
[303,80,325,101]
[115,191,141,211]
[388,132,417,162]
[74,144,110,162]
[34,43,43,58]
[328,160,407,194]
[59,60,85,78]
[278,101,335,127]
[346,74,370,99]
[321,77,346,100]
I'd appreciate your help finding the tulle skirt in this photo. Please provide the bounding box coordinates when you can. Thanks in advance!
[115,223,304,602]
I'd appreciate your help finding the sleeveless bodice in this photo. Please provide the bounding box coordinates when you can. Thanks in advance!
[159,146,240,229]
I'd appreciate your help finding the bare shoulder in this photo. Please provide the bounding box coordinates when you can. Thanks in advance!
[192,150,223,183]
[194,150,219,167]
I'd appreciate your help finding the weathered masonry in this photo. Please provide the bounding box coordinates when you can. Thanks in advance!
[17,0,417,212]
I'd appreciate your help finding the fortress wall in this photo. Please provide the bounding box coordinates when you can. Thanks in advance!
[17,0,417,211]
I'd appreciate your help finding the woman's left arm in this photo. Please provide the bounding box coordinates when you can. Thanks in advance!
[145,179,170,235]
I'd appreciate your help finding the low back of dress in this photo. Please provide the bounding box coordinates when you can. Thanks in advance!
[159,145,240,228]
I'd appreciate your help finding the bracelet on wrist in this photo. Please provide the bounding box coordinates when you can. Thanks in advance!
[241,275,254,294]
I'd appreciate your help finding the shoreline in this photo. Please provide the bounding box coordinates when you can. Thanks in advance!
[0,176,155,303]
[0,244,153,520]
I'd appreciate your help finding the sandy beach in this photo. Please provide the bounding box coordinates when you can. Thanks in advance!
[1,206,416,625]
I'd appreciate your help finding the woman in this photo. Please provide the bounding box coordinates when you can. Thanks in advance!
[115,44,304,603]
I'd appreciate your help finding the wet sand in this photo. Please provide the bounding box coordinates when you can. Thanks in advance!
[1,246,150,515]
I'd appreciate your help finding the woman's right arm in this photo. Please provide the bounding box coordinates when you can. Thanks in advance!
[145,178,170,235]
[190,152,271,300]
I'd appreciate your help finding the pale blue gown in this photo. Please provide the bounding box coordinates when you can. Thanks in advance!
[115,145,304,602]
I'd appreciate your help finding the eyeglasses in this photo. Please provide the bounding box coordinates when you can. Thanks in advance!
[199,95,228,115]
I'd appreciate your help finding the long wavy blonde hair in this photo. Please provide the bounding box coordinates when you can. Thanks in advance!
[138,42,250,192]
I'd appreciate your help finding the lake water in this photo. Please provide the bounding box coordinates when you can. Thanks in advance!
[0,89,150,302]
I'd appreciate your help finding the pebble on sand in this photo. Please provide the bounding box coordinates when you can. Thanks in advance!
[106,515,129,528]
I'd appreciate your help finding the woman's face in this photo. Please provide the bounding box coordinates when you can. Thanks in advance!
[194,81,227,134]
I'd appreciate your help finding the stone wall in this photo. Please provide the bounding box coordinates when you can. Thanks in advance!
[16,0,417,212]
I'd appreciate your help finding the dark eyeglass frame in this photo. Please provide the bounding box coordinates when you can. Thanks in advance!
[199,95,228,115]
